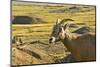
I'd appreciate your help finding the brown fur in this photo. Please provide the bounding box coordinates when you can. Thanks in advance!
[61,32,96,61]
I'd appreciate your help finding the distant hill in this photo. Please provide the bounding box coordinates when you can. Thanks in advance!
[12,16,46,24]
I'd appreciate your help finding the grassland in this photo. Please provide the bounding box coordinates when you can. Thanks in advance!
[12,1,96,66]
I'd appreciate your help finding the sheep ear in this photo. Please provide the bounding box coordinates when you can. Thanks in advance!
[56,19,61,25]
[64,23,70,30]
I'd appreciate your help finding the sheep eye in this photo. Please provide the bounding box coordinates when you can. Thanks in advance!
[59,28,62,32]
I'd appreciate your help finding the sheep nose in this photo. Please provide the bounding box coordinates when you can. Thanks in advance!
[49,37,55,44]
[49,38,53,44]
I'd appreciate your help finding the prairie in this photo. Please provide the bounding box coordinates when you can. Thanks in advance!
[12,1,96,66]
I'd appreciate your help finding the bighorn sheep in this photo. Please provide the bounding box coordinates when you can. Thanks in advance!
[49,19,96,62]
